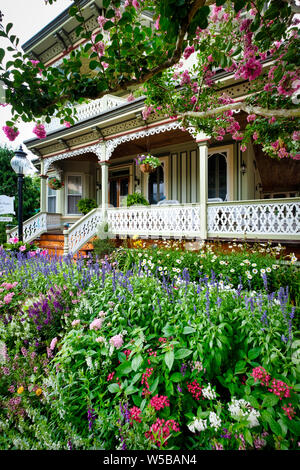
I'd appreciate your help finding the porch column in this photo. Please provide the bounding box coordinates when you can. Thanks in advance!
[197,138,209,240]
[100,161,109,217]
[40,160,47,213]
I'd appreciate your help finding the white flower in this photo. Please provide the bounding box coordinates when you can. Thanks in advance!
[188,417,207,433]
[248,410,260,428]
[252,263,257,267]
[252,268,258,274]
[240,262,244,266]
[247,275,253,280]
[209,412,221,430]
[202,383,216,400]
[266,267,271,273]
[230,268,235,273]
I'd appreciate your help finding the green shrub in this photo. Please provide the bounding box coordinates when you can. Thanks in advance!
[92,238,115,258]
[77,198,97,215]
[126,193,149,207]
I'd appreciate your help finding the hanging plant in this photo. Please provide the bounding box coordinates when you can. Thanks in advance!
[48,177,64,190]
[135,154,161,173]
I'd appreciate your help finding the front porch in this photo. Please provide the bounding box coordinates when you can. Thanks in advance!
[7,197,300,255]
[12,117,300,254]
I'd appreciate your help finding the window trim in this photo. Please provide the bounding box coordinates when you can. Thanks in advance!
[65,173,83,215]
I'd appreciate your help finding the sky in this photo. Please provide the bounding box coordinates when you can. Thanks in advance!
[0,0,72,157]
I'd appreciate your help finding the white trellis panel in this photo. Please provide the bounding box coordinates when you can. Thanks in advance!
[8,212,61,243]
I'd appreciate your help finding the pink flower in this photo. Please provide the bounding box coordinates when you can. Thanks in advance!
[150,395,170,411]
[247,114,256,122]
[252,131,259,141]
[180,70,191,86]
[19,245,26,252]
[9,237,19,244]
[71,319,80,327]
[33,124,47,139]
[89,318,103,331]
[132,0,140,10]
[2,126,19,142]
[154,15,160,30]
[240,144,247,152]
[50,337,58,350]
[240,57,262,81]
[130,406,142,423]
[109,334,124,349]
[97,16,108,29]
[64,121,71,128]
[127,93,135,102]
[207,54,214,63]
[292,131,300,141]
[101,62,109,69]
[183,45,195,60]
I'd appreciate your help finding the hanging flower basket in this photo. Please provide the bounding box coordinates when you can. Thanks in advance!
[48,177,64,190]
[135,154,161,173]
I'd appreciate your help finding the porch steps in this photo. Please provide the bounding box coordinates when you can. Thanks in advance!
[35,231,94,257]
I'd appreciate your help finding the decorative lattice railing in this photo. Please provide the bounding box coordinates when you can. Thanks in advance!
[107,204,201,238]
[7,212,61,243]
[67,208,103,254]
[44,95,126,133]
[207,198,300,238]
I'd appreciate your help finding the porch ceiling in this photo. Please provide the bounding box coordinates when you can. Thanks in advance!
[110,127,195,160]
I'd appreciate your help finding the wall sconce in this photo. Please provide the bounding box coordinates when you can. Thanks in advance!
[240,161,247,175]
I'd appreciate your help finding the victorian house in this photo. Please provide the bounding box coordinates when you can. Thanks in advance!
[8,0,300,255]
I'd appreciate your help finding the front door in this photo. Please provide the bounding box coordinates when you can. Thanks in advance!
[109,176,129,207]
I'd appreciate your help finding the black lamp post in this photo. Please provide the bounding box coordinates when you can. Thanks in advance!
[10,146,31,242]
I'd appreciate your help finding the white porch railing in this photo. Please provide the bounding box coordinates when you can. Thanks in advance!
[7,212,61,244]
[66,208,103,254]
[44,95,126,133]
[107,204,201,238]
[21,198,299,254]
[207,198,300,239]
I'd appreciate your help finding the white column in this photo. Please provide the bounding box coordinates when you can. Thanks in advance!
[100,161,109,217]
[198,141,208,240]
[40,160,47,213]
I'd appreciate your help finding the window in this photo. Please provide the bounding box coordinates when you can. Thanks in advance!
[208,152,227,201]
[67,175,82,214]
[148,165,165,205]
[47,186,56,213]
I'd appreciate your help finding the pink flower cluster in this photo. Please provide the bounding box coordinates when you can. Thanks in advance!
[282,403,296,420]
[109,334,124,349]
[33,124,47,139]
[268,378,291,400]
[89,318,103,331]
[1,282,18,290]
[129,406,142,423]
[141,367,154,396]
[91,34,105,56]
[150,394,170,411]
[183,46,195,60]
[187,380,202,401]
[2,126,19,142]
[251,366,271,386]
[145,418,180,447]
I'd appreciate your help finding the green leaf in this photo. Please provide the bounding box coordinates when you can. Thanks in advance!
[165,350,174,371]
[108,383,120,393]
[125,385,139,395]
[248,347,261,360]
[285,418,300,436]
[103,20,115,31]
[149,377,159,394]
[234,360,247,374]
[183,326,196,334]
[170,372,183,382]
[174,349,192,360]
[262,393,279,408]
[89,60,100,70]
[244,429,253,446]
[0,48,5,63]
[115,360,132,376]
[6,23,13,35]
[269,417,283,436]
[131,354,143,371]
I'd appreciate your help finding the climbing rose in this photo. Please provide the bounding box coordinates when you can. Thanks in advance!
[2,126,19,142]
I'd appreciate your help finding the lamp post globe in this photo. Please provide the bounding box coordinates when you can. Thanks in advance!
[10,145,30,243]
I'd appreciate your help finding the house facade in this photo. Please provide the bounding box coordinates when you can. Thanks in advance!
[9,0,300,254]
